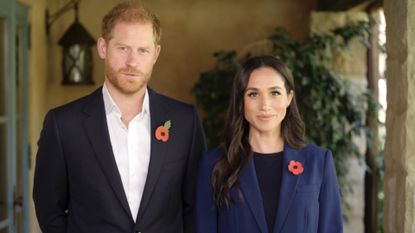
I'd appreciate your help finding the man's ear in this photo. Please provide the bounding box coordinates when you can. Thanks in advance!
[97,37,107,59]
[153,44,161,64]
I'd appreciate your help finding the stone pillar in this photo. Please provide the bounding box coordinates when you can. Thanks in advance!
[383,0,415,232]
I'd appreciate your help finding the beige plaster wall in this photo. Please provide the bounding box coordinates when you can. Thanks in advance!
[45,0,316,108]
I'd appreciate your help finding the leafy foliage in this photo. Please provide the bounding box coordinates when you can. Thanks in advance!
[192,21,373,212]
[191,51,240,147]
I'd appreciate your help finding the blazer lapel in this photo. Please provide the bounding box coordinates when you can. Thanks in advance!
[273,145,305,233]
[82,88,133,220]
[136,88,169,220]
[239,157,268,233]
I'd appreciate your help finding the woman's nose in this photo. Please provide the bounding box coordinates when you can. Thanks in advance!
[260,96,272,111]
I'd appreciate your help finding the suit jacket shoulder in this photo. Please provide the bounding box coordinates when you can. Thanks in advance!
[298,144,330,157]
[148,88,196,114]
[297,144,332,168]
[48,87,102,120]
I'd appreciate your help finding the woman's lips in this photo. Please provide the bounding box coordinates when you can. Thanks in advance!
[257,114,275,120]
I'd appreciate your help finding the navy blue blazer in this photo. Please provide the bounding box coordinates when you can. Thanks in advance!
[33,87,206,233]
[195,144,343,233]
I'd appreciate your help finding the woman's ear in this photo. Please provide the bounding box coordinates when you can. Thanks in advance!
[287,90,294,107]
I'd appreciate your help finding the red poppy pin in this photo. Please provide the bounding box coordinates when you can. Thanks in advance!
[155,120,171,142]
[288,160,304,175]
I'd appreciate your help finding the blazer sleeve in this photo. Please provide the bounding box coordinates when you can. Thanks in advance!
[33,110,68,233]
[195,151,218,233]
[318,150,343,233]
[183,107,206,233]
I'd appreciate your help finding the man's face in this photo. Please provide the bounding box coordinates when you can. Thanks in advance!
[97,22,161,95]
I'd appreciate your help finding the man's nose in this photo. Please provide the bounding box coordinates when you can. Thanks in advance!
[126,52,139,67]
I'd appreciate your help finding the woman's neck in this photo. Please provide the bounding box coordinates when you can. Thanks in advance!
[249,130,284,154]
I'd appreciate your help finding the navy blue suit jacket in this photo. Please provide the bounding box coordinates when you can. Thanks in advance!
[195,144,343,233]
[33,87,206,233]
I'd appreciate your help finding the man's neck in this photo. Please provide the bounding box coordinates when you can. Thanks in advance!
[105,82,146,126]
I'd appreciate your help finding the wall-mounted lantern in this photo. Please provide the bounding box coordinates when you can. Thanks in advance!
[46,0,95,85]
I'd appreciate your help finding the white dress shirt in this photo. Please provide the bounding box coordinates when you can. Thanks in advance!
[102,84,151,221]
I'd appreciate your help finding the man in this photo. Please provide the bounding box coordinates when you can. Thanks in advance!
[33,2,205,233]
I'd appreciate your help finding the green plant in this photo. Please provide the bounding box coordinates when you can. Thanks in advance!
[192,21,372,212]
[376,148,385,233]
[191,51,240,147]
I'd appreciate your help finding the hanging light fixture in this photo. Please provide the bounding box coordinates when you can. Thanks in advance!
[46,0,95,85]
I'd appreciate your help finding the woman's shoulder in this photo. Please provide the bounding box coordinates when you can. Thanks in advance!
[296,144,333,163]
[198,147,223,172]
[294,144,335,177]
[299,143,331,155]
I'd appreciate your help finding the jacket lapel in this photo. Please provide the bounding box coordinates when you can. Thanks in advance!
[82,88,133,220]
[273,145,305,233]
[239,157,268,233]
[136,88,169,220]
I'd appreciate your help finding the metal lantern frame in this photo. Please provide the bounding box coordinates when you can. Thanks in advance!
[46,0,95,85]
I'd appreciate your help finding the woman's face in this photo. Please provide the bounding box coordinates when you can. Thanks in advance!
[243,66,293,136]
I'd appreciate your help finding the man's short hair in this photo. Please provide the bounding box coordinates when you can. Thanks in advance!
[101,2,161,44]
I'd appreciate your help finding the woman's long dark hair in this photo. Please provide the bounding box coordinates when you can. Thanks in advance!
[212,55,306,208]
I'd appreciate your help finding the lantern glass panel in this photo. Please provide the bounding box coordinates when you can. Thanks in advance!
[62,44,93,84]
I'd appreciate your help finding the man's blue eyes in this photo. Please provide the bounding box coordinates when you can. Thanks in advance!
[118,47,148,53]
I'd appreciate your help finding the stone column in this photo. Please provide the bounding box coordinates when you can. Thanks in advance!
[383,0,415,232]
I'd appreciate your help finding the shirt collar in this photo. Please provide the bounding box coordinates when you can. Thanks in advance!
[102,83,150,116]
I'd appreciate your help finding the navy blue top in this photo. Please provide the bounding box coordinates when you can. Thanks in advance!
[254,151,283,233]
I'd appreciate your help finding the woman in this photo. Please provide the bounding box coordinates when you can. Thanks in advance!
[195,56,343,233]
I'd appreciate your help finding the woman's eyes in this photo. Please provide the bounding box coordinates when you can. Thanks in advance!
[271,90,281,96]
[247,92,258,97]
[246,91,281,97]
